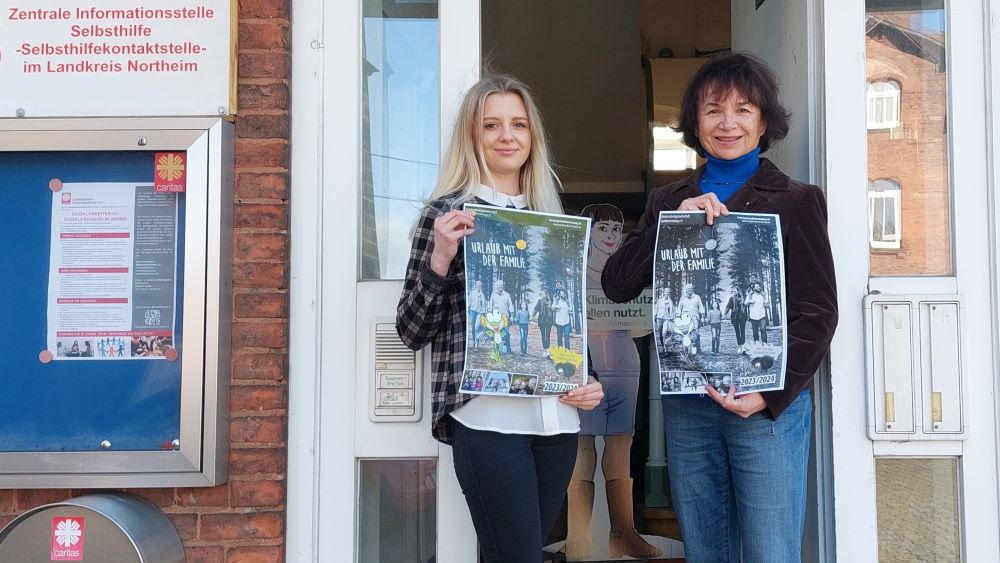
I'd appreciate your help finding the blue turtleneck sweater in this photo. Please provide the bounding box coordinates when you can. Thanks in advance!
[699,147,761,203]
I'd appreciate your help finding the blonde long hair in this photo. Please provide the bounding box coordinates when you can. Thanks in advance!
[428,74,563,213]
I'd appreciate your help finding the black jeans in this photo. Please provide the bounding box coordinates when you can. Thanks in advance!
[538,323,552,349]
[731,318,746,346]
[452,420,578,562]
[750,317,767,343]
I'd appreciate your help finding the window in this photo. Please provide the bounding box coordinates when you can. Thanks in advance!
[361,0,440,280]
[865,1,951,276]
[652,126,698,171]
[867,80,901,130]
[868,179,901,249]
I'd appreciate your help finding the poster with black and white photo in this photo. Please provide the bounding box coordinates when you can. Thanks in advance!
[461,204,590,397]
[653,211,786,395]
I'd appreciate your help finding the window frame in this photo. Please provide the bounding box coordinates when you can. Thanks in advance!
[868,178,902,249]
[867,79,902,130]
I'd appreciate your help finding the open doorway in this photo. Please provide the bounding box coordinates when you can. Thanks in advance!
[481,1,822,561]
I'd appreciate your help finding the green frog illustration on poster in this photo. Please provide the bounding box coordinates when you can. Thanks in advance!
[566,204,663,560]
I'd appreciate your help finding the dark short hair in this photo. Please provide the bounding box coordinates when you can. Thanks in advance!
[580,203,624,224]
[675,52,790,156]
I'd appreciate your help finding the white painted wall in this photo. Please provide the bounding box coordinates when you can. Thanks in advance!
[732,0,811,182]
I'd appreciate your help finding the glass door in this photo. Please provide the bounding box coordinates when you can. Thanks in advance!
[290,0,483,561]
[825,0,1000,561]
[353,1,481,562]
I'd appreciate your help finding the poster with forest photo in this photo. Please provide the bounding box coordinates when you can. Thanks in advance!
[461,204,590,397]
[653,211,786,395]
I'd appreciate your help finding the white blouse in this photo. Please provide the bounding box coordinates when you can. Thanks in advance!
[451,184,581,435]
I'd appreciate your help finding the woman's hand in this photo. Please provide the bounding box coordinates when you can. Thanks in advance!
[560,377,604,410]
[678,193,729,225]
[705,386,767,418]
[429,210,476,276]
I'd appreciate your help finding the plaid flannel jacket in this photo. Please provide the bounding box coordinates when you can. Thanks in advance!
[396,196,472,444]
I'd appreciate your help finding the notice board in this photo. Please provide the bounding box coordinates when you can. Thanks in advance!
[0,150,187,452]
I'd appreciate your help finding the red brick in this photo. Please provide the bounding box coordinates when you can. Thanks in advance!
[236,114,289,140]
[200,512,284,540]
[239,22,289,50]
[239,0,289,19]
[238,84,289,112]
[124,488,175,507]
[228,545,284,562]
[234,203,288,229]
[178,485,230,508]
[231,385,287,412]
[232,352,286,381]
[0,490,15,512]
[233,262,288,289]
[235,232,287,261]
[184,545,225,563]
[239,53,290,79]
[231,480,285,507]
[229,448,286,476]
[232,321,287,348]
[235,140,289,169]
[237,172,289,200]
[236,293,288,318]
[0,515,14,529]
[167,512,198,541]
[16,489,71,510]
[230,416,286,444]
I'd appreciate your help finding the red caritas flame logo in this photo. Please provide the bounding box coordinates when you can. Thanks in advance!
[154,152,187,193]
[50,516,85,560]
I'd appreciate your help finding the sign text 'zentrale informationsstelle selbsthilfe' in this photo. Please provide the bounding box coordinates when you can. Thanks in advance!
[0,2,233,117]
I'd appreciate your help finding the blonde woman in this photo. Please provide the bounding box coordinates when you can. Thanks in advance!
[396,73,604,562]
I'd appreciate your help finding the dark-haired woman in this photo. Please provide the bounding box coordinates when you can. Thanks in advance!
[602,52,838,563]
[533,289,555,356]
[723,286,748,354]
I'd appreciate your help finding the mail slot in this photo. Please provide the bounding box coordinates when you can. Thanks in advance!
[0,492,183,563]
[864,294,967,441]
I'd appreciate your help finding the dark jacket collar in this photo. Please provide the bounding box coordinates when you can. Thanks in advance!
[663,157,790,213]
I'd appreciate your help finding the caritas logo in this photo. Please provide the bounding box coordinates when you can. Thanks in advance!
[61,192,72,205]
[154,152,187,193]
[50,516,84,561]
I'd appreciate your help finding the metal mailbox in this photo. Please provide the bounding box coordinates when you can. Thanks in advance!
[863,294,968,441]
[0,493,183,562]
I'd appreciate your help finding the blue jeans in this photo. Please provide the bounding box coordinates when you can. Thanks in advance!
[518,324,529,355]
[661,391,811,563]
[556,323,570,348]
[452,421,578,563]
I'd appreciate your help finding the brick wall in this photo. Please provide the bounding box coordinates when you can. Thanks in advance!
[866,35,951,277]
[0,2,292,561]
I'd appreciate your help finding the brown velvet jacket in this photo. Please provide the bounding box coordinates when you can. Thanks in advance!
[602,158,838,420]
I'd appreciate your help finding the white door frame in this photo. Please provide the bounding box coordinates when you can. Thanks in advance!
[990,0,1000,543]
[287,1,482,561]
[824,0,1000,560]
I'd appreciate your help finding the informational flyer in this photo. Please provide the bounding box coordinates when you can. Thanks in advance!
[461,204,590,396]
[47,182,178,360]
[653,211,786,395]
